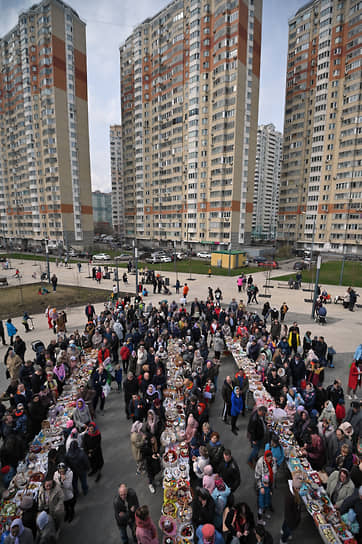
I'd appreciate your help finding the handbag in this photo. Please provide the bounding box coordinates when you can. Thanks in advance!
[102,383,111,398]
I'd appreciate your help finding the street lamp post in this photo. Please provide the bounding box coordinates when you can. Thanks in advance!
[133,240,138,297]
[311,255,322,319]
[45,239,50,284]
[173,242,178,285]
[228,242,231,276]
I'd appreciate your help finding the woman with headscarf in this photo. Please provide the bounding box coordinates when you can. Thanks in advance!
[53,358,66,395]
[143,384,159,410]
[185,413,199,443]
[327,468,355,508]
[83,422,104,482]
[35,511,56,544]
[144,409,160,441]
[130,421,146,475]
[66,440,89,497]
[318,400,337,430]
[53,462,75,523]
[72,398,91,431]
[292,408,310,446]
[5,349,22,381]
[4,519,33,544]
[302,425,326,470]
[223,501,255,544]
[255,450,277,522]
[37,478,64,531]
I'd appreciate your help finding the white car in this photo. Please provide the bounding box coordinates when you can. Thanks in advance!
[160,255,172,263]
[197,251,211,259]
[93,253,111,261]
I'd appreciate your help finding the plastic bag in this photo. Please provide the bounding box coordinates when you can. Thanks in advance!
[102,383,111,398]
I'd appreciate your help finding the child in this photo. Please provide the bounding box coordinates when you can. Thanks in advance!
[203,379,216,403]
[115,364,123,392]
[257,474,271,525]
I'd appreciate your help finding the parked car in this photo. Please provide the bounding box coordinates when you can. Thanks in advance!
[293,261,307,270]
[257,260,279,269]
[93,253,111,261]
[145,256,162,264]
[160,255,172,263]
[114,254,131,261]
[197,251,211,259]
[253,256,267,263]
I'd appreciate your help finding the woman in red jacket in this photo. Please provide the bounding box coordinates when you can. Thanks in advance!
[347,360,361,400]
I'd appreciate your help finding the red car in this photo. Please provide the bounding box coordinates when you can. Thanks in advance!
[257,260,279,269]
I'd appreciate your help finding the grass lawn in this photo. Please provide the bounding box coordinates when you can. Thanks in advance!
[0,283,115,320]
[134,259,261,277]
[273,260,362,288]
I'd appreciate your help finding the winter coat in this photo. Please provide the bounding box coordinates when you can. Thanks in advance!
[5,352,23,380]
[284,481,302,530]
[38,483,64,529]
[214,336,225,353]
[318,401,337,429]
[221,380,233,405]
[217,457,240,492]
[230,390,243,417]
[207,441,224,470]
[130,431,145,462]
[135,514,158,544]
[83,432,104,471]
[247,411,265,442]
[327,470,355,508]
[54,469,74,501]
[113,488,139,528]
[255,455,277,489]
[326,433,352,467]
[192,495,215,527]
[348,362,359,390]
[193,455,210,479]
[345,408,362,438]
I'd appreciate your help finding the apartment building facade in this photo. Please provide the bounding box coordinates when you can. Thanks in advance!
[110,124,125,238]
[0,0,93,248]
[120,0,262,250]
[278,0,362,256]
[252,123,282,241]
[92,190,112,231]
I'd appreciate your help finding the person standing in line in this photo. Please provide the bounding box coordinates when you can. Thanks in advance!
[247,406,267,469]
[230,386,243,436]
[83,422,104,482]
[280,302,288,322]
[0,319,6,345]
[5,319,17,346]
[51,274,58,292]
[280,471,304,543]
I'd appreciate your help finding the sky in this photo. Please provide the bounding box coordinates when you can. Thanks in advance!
[0,0,307,191]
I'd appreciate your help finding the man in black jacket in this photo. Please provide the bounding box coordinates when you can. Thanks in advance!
[221,376,233,424]
[113,484,139,544]
[14,336,26,362]
[247,406,267,468]
[217,449,240,492]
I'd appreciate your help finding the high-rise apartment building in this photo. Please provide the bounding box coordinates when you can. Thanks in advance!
[252,123,282,241]
[0,0,93,248]
[120,0,262,250]
[278,0,362,255]
[110,124,125,238]
[92,190,112,231]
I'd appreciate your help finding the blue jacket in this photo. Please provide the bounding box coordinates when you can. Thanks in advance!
[230,389,243,416]
[6,322,17,337]
[265,442,285,467]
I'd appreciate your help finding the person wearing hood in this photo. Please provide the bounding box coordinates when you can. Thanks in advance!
[4,519,33,544]
[143,384,159,410]
[202,465,216,494]
[230,386,243,435]
[130,421,146,475]
[185,413,199,444]
[211,477,230,531]
[72,398,91,431]
[318,400,337,430]
[65,440,89,496]
[327,468,355,508]
[35,511,56,543]
[134,505,158,544]
[5,349,22,381]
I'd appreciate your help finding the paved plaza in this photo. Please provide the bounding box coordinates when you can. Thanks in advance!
[0,258,361,543]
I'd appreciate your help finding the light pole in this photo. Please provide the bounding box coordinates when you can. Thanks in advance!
[228,242,232,276]
[133,239,138,297]
[311,255,322,319]
[173,242,178,285]
[45,239,50,284]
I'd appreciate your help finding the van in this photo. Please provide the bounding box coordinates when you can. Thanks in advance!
[47,240,58,250]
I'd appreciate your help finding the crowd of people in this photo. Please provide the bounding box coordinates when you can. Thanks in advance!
[0,281,361,544]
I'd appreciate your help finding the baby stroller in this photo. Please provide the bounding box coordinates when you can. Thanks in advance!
[32,340,46,365]
[315,305,327,325]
